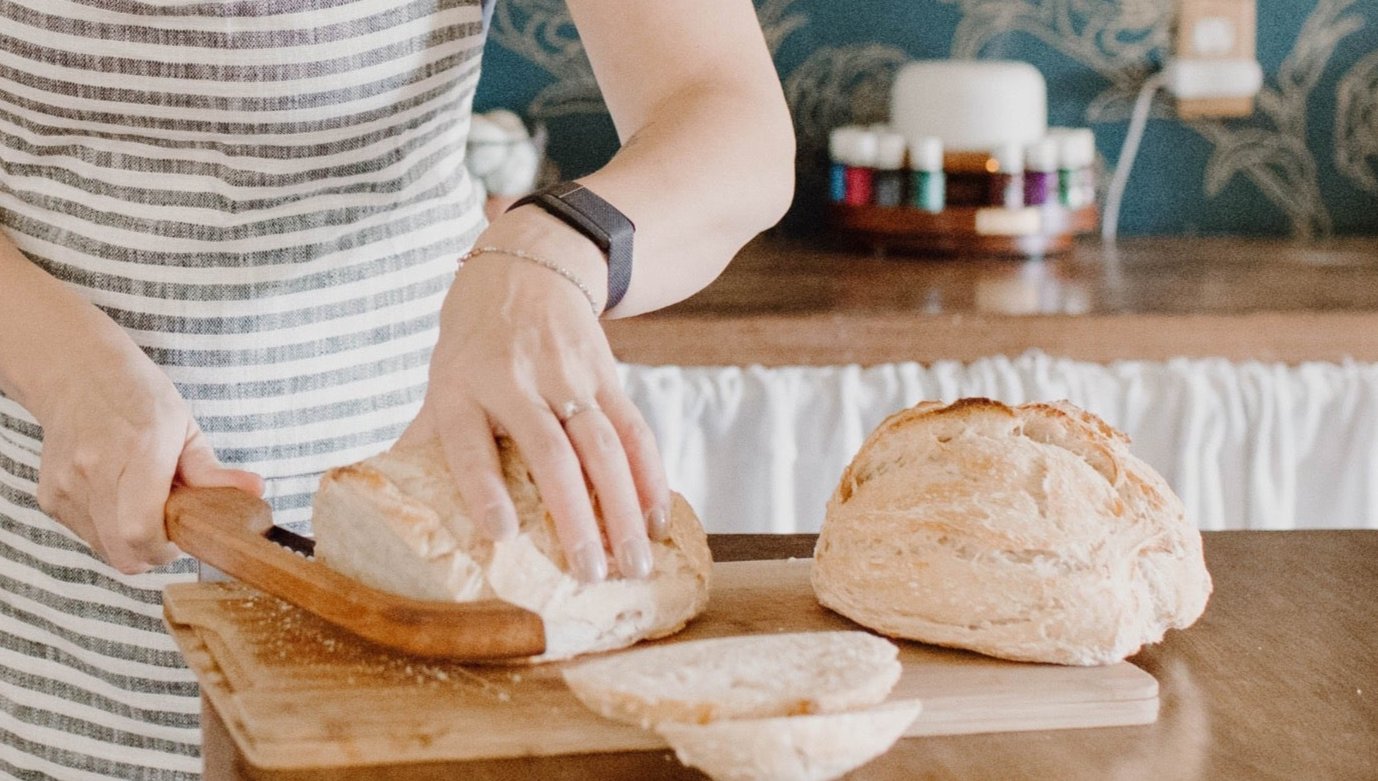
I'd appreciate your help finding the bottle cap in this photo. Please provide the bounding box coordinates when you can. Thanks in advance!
[908,136,944,172]
[851,129,880,167]
[989,141,1024,173]
[1056,128,1096,169]
[828,126,857,164]
[1024,138,1059,172]
[874,131,907,170]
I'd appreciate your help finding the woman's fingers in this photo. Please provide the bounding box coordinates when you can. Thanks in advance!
[559,401,653,578]
[435,404,519,541]
[104,445,180,575]
[491,395,607,583]
[177,427,265,496]
[426,235,673,584]
[49,431,261,576]
[597,390,672,540]
[404,403,518,540]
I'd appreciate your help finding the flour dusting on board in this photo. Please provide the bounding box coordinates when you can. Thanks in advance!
[217,588,524,703]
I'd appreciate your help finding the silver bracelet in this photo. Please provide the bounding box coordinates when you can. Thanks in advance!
[459,246,601,317]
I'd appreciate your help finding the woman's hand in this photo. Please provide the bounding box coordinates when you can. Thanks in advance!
[0,238,264,576]
[401,213,670,584]
[30,346,264,575]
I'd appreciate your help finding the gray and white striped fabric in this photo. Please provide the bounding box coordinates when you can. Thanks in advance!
[0,1,487,776]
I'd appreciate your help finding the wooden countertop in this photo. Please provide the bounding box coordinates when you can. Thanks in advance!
[204,530,1378,781]
[604,236,1378,365]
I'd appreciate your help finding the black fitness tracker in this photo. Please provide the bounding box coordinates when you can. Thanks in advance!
[509,182,635,310]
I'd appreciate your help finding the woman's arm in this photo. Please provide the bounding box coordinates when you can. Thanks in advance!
[565,0,796,317]
[0,234,261,573]
[0,234,133,418]
[412,0,795,582]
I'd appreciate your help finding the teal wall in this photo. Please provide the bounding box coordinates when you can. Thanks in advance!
[475,0,1378,237]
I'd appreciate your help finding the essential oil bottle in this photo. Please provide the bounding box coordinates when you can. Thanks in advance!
[1023,138,1058,207]
[827,126,854,203]
[908,136,945,213]
[843,129,878,206]
[1054,128,1096,209]
[986,142,1025,209]
[872,131,908,207]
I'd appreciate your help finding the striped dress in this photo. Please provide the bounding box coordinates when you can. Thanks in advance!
[0,1,489,776]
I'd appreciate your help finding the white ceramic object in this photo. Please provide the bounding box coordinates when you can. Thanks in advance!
[890,60,1047,152]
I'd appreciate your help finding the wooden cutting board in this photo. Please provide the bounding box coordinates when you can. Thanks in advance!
[164,559,1158,773]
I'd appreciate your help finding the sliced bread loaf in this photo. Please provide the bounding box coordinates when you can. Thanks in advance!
[560,630,901,728]
[655,700,922,781]
[312,436,712,663]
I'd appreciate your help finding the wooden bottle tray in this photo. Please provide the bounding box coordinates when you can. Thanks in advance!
[829,203,1099,257]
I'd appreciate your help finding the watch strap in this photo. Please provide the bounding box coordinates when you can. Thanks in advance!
[510,182,635,310]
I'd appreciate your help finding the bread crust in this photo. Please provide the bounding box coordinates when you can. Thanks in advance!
[312,437,712,663]
[813,398,1212,666]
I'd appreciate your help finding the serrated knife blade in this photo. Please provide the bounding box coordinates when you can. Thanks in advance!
[264,525,316,558]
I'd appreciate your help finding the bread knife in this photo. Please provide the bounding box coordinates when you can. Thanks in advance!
[163,485,546,660]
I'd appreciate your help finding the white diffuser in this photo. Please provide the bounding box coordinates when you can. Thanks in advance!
[890,61,1047,152]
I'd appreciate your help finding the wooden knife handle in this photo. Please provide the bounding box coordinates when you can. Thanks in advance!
[164,485,546,660]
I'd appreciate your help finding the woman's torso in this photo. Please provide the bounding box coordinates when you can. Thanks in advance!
[0,7,487,772]
[0,0,489,523]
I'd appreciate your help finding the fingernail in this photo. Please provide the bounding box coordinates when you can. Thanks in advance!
[647,506,670,541]
[617,538,654,580]
[483,506,518,541]
[571,543,608,584]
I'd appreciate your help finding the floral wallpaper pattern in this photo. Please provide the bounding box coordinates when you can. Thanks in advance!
[475,0,1378,237]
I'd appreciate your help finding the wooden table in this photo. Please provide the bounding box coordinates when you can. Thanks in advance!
[203,530,1378,780]
[604,236,1378,365]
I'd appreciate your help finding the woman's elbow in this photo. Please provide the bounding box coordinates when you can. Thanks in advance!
[760,124,797,229]
[738,101,797,236]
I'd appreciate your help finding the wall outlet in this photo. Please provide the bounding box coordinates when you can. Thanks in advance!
[1174,0,1257,118]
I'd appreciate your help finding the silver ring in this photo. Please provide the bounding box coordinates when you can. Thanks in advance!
[554,398,600,425]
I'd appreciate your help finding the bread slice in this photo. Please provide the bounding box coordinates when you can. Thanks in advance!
[655,700,922,781]
[312,436,712,663]
[561,631,901,728]
[813,397,1212,666]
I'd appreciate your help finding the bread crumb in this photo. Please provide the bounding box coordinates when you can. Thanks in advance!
[445,665,515,703]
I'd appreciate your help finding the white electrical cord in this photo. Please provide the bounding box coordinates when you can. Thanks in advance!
[1102,71,1169,243]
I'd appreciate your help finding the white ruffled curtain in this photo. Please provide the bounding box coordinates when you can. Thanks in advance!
[619,352,1378,534]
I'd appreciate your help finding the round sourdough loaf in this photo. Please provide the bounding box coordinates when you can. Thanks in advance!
[312,437,711,663]
[812,398,1212,666]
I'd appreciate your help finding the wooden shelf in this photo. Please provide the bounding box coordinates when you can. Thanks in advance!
[600,235,1378,366]
[828,203,1099,257]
